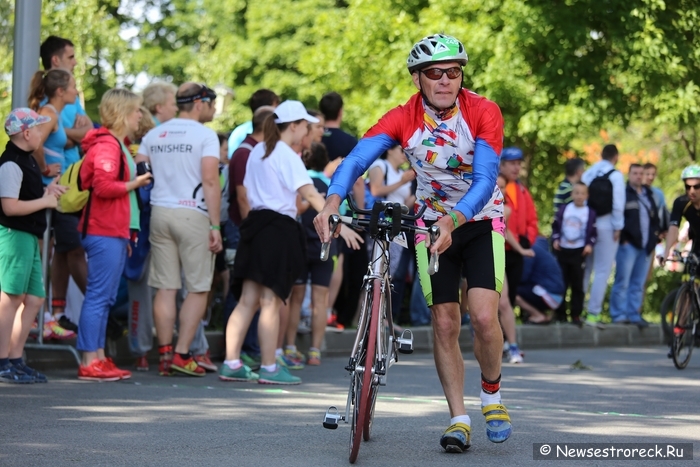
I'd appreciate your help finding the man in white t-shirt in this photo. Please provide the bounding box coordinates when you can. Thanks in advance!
[136,82,223,377]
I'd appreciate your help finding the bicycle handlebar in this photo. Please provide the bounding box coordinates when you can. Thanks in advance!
[345,194,427,221]
[320,205,441,275]
[663,250,699,265]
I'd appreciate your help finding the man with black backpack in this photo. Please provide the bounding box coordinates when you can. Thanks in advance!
[581,144,626,327]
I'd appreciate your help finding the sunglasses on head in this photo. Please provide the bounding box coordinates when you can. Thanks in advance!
[686,182,700,191]
[420,67,462,81]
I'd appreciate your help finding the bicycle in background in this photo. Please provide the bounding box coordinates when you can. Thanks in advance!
[321,196,439,463]
[667,251,700,369]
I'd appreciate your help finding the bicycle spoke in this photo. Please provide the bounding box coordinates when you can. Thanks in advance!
[672,284,695,369]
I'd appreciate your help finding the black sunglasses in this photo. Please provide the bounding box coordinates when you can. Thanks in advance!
[420,67,462,81]
[685,183,700,191]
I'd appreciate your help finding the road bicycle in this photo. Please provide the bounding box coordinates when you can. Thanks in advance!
[668,251,700,369]
[320,197,440,463]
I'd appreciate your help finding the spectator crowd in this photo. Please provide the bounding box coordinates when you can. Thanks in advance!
[0,34,681,385]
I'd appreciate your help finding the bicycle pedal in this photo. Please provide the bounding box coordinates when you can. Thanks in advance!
[323,406,341,429]
[396,329,414,354]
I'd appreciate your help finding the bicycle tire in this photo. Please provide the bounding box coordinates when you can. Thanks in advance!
[348,369,362,463]
[660,287,679,345]
[349,281,378,463]
[671,283,696,370]
[363,279,383,441]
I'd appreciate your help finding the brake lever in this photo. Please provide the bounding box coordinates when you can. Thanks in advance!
[428,225,440,275]
[321,214,340,261]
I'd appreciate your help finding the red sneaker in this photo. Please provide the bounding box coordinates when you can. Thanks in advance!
[194,351,217,372]
[104,358,132,380]
[326,315,345,333]
[171,353,206,377]
[159,345,173,376]
[135,356,149,372]
[77,359,121,382]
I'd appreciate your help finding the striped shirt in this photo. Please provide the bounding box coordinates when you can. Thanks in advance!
[553,179,573,213]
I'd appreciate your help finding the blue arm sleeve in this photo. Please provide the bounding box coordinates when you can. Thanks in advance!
[326,133,398,200]
[452,137,499,221]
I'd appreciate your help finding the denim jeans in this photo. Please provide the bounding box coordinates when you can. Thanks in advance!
[77,235,128,352]
[609,242,652,322]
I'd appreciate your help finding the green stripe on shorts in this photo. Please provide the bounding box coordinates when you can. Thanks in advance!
[415,240,433,307]
[492,231,505,295]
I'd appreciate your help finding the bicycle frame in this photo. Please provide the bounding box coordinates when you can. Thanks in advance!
[321,198,439,463]
[344,234,395,422]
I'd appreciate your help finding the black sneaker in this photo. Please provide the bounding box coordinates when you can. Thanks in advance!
[12,361,47,383]
[57,315,79,333]
[0,363,34,384]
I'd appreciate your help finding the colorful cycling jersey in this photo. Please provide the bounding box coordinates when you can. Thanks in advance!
[327,89,504,221]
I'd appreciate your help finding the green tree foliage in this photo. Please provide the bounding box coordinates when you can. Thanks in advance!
[0,0,130,133]
[1,0,698,225]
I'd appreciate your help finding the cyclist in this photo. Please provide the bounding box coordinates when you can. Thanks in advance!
[660,165,700,355]
[662,166,700,262]
[314,34,511,453]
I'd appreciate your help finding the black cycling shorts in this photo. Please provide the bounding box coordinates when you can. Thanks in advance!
[416,218,505,306]
[294,256,335,287]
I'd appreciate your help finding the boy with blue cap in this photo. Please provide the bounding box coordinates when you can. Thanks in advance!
[0,108,67,383]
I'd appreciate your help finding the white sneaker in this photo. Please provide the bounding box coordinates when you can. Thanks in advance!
[297,317,311,334]
[508,349,523,364]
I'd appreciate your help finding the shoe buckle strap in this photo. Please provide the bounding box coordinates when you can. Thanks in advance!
[482,403,507,413]
[446,422,471,434]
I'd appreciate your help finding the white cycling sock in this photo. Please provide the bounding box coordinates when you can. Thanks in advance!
[261,363,277,372]
[450,414,471,426]
[481,389,502,407]
[275,348,283,357]
[224,359,241,370]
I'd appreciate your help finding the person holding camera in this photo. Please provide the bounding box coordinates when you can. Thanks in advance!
[136,82,222,377]
[76,89,153,381]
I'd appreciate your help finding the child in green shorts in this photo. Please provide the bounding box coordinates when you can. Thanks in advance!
[0,108,67,383]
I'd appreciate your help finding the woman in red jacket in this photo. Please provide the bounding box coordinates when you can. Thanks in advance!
[76,89,153,381]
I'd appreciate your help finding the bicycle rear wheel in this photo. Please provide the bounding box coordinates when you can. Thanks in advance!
[349,281,378,463]
[363,279,383,441]
[660,287,679,345]
[671,284,696,370]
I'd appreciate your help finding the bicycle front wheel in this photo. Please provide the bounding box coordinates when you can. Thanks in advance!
[349,280,378,463]
[671,283,696,370]
[363,279,383,442]
[660,287,679,345]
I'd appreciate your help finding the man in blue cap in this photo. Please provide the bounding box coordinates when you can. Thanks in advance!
[500,147,540,311]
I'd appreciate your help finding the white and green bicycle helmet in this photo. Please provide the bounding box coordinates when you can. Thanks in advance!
[407,34,468,73]
[681,165,700,180]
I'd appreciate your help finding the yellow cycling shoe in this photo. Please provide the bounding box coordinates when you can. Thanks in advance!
[482,403,512,443]
[439,422,471,453]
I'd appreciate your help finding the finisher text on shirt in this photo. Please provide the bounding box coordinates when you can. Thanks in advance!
[137,117,220,216]
[148,144,194,154]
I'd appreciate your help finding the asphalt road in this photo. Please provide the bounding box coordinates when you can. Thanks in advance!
[1,346,698,467]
